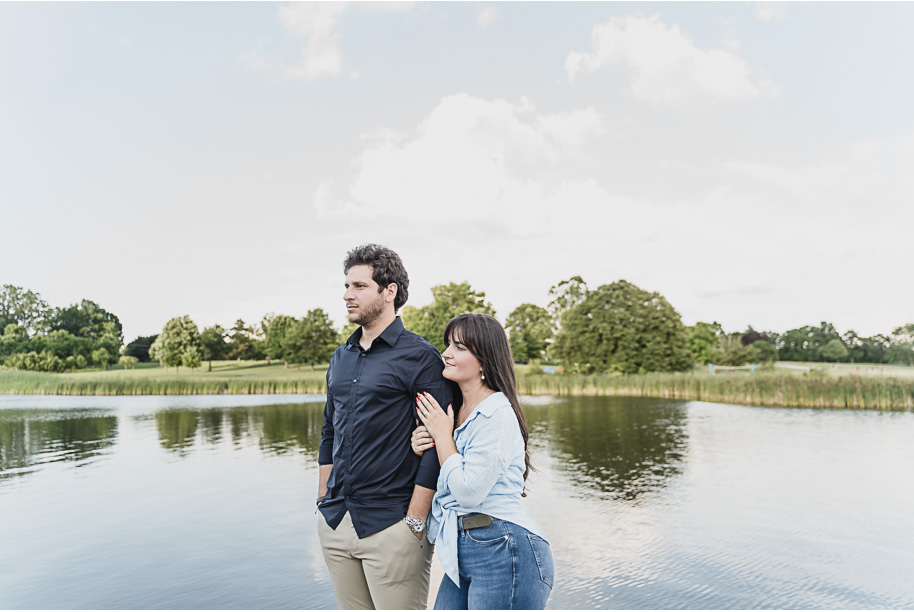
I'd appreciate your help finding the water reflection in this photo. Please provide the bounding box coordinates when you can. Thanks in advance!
[526,397,689,500]
[155,409,199,454]
[156,403,324,457]
[2,396,688,499]
[0,410,118,482]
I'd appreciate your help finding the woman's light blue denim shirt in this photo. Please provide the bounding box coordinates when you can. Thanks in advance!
[427,391,547,588]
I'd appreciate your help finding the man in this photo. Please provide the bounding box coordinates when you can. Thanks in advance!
[317,244,452,610]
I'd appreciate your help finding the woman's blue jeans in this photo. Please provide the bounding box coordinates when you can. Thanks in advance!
[434,517,554,610]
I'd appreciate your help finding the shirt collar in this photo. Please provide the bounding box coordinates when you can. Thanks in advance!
[456,391,506,432]
[346,316,406,349]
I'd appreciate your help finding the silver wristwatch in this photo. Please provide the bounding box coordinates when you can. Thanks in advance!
[403,516,426,534]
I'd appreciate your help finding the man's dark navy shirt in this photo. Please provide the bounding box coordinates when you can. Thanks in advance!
[318,317,453,538]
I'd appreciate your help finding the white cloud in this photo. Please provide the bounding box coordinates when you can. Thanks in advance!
[278,2,348,79]
[312,94,617,237]
[754,2,788,22]
[241,2,420,80]
[241,3,350,80]
[566,14,773,108]
[478,6,497,29]
[359,1,416,14]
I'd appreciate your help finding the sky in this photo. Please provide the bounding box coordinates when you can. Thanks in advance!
[2,1,913,343]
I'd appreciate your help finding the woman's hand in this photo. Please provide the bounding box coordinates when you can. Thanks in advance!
[416,391,455,443]
[411,421,435,456]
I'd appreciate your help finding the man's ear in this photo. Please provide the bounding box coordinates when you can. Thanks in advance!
[386,283,398,303]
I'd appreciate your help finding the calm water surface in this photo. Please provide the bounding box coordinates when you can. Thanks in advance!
[1,394,912,609]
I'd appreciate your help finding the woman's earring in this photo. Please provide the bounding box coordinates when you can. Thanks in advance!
[481,372,485,380]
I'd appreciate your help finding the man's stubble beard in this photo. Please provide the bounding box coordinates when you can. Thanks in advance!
[349,291,387,328]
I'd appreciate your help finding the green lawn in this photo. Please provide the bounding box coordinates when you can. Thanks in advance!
[70,360,329,378]
[774,361,914,377]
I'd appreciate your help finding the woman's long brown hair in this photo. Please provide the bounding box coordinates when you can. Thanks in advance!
[443,313,532,486]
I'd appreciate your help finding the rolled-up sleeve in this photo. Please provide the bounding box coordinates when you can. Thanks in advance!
[412,350,453,489]
[439,409,511,508]
[318,353,336,465]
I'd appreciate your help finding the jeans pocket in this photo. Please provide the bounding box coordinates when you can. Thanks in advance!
[526,534,554,588]
[465,521,508,545]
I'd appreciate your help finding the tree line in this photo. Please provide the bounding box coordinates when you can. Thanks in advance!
[3,281,914,375]
[401,277,914,373]
[148,311,339,373]
[0,285,124,372]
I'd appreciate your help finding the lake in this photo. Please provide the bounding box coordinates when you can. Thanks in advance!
[1,394,912,609]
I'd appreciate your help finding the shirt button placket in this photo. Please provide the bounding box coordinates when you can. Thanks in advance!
[345,351,364,497]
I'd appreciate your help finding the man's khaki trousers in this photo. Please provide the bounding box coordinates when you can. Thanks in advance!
[318,511,435,610]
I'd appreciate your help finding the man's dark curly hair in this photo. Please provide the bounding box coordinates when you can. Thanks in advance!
[343,244,410,311]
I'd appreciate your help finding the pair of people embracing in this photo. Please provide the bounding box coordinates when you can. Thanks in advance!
[317,244,553,610]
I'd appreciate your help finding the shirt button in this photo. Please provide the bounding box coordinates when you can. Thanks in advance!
[353,379,358,383]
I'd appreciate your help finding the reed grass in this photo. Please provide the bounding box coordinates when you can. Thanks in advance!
[0,366,327,396]
[516,370,914,410]
[2,365,912,410]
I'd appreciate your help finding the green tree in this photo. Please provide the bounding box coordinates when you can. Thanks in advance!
[32,329,93,362]
[843,330,862,363]
[718,330,744,358]
[810,322,842,361]
[547,276,589,328]
[95,325,122,365]
[123,335,158,362]
[688,322,723,364]
[886,323,914,365]
[47,299,123,344]
[119,355,139,369]
[749,340,779,364]
[777,322,842,362]
[777,327,814,361]
[281,309,339,369]
[859,334,890,364]
[720,340,778,366]
[400,282,496,352]
[4,350,65,372]
[0,285,50,336]
[843,329,892,364]
[181,346,202,371]
[227,319,264,360]
[552,280,692,374]
[91,347,111,370]
[150,316,203,373]
[0,324,30,358]
[200,325,228,372]
[505,304,554,363]
[262,314,296,361]
[821,338,849,363]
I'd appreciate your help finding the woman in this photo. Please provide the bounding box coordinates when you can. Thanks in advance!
[413,313,554,610]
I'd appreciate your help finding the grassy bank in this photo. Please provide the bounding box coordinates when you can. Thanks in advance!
[0,361,327,396]
[516,370,914,410]
[2,361,913,410]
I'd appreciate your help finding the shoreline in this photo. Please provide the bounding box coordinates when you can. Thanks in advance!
[2,370,913,411]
